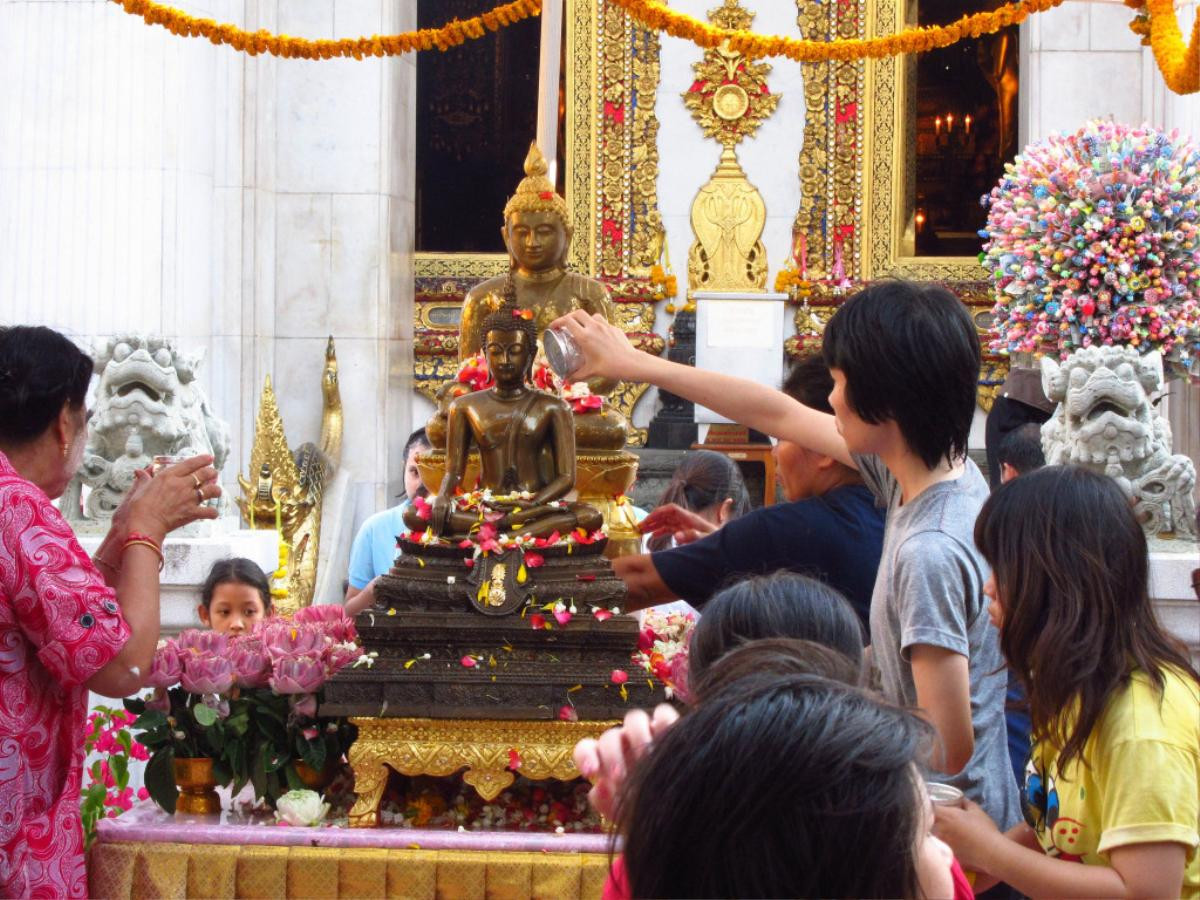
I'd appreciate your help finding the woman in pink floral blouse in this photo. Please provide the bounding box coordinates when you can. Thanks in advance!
[0,325,220,898]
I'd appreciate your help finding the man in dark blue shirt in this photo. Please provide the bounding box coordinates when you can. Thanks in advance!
[614,355,884,635]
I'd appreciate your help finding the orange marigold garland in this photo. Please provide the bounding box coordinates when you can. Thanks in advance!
[607,0,1067,63]
[1127,0,1200,95]
[108,0,542,59]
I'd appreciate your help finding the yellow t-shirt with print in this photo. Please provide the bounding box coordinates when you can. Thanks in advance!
[1024,667,1200,898]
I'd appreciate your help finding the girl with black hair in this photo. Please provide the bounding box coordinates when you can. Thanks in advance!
[575,572,865,820]
[0,325,219,897]
[197,557,273,635]
[935,466,1200,898]
[642,449,750,552]
[613,669,959,898]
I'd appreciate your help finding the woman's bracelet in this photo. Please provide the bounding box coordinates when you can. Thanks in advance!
[94,552,121,573]
[121,532,164,572]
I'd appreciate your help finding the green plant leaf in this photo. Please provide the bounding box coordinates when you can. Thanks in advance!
[116,730,133,755]
[110,754,129,790]
[284,764,304,792]
[193,703,218,727]
[144,748,178,814]
[132,710,167,732]
[123,697,147,716]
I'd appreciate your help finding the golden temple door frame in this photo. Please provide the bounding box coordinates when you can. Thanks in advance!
[790,0,1012,409]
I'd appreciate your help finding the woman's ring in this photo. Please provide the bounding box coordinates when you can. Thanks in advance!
[192,474,202,489]
[195,487,204,504]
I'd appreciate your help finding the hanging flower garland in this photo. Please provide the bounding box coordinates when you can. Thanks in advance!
[608,0,1065,63]
[981,120,1200,371]
[1127,0,1200,95]
[108,0,541,60]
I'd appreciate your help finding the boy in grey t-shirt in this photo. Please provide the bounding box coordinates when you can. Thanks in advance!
[857,453,1021,830]
[553,279,1020,828]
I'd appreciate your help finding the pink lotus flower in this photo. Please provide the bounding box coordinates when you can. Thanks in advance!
[259,621,328,661]
[145,641,183,689]
[180,655,235,695]
[291,693,318,718]
[229,640,272,689]
[293,604,358,643]
[176,629,228,657]
[324,641,361,674]
[146,687,171,713]
[269,655,326,694]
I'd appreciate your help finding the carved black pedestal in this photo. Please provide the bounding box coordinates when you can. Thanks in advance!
[646,309,697,449]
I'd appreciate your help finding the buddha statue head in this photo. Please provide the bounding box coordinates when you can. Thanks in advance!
[480,299,538,388]
[502,143,571,275]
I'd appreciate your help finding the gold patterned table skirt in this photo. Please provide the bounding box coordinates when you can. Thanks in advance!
[89,840,610,899]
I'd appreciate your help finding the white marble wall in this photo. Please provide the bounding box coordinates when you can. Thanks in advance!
[0,0,416,601]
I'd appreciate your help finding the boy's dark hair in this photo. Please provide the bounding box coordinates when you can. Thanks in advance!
[996,422,1045,476]
[0,326,94,445]
[201,557,272,613]
[822,280,980,469]
[781,352,835,413]
[617,673,932,898]
[975,466,1199,772]
[689,572,866,679]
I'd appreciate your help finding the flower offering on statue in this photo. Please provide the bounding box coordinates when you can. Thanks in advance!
[982,120,1200,374]
[633,608,696,701]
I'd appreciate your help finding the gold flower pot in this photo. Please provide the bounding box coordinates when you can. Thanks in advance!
[173,757,221,815]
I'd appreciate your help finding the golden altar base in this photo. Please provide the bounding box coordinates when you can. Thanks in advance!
[348,717,617,827]
[89,841,610,900]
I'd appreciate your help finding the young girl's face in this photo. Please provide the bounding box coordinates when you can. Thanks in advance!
[198,582,268,635]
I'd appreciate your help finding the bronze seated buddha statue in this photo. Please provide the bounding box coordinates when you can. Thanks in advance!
[404,304,603,542]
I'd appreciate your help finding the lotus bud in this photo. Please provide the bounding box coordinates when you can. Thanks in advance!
[145,640,183,689]
[180,655,236,695]
[274,789,330,827]
[270,655,327,694]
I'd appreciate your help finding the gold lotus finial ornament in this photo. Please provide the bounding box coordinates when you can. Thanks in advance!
[682,0,778,293]
[682,0,780,149]
[502,142,569,227]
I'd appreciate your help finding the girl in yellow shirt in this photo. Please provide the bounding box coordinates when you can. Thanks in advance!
[934,466,1200,898]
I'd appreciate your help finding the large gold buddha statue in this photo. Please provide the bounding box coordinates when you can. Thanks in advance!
[460,143,618,400]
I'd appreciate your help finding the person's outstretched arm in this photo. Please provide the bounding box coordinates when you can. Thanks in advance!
[553,311,853,466]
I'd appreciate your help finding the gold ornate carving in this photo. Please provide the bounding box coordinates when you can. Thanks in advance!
[414,253,510,282]
[347,716,617,825]
[236,340,342,612]
[683,0,778,294]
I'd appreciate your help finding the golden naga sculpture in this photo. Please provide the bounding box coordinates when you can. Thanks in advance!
[683,0,779,294]
[237,337,343,612]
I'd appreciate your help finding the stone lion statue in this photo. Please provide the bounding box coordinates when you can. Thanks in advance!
[64,335,230,525]
[1041,346,1196,541]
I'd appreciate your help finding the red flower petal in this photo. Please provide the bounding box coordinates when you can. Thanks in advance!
[610,669,629,685]
[530,614,548,630]
[553,609,573,627]
[460,655,477,668]
[593,608,613,622]
[508,748,521,770]
[558,705,578,722]
[524,552,544,568]
[575,574,596,583]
